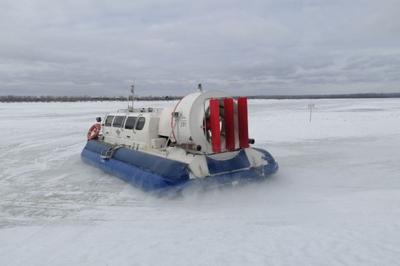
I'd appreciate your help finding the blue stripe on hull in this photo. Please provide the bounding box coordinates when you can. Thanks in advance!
[81,141,278,192]
[183,152,279,190]
[81,140,190,191]
[83,140,189,182]
[81,148,188,191]
[206,149,251,175]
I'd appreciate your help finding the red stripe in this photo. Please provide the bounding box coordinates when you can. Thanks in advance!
[224,98,235,151]
[237,97,249,148]
[209,99,221,153]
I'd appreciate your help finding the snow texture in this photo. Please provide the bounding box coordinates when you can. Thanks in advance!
[1,99,400,266]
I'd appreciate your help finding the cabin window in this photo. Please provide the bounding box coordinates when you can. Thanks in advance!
[105,116,114,127]
[112,116,126,128]
[125,116,137,129]
[135,117,145,130]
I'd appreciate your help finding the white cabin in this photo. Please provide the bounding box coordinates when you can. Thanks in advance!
[102,107,165,151]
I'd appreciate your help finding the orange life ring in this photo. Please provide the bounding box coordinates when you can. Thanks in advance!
[87,123,101,140]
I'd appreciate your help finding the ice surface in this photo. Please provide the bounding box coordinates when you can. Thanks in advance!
[1,99,400,265]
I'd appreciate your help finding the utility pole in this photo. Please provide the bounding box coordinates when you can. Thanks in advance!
[308,103,315,122]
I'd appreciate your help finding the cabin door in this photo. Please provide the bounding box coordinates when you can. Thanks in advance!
[121,116,137,146]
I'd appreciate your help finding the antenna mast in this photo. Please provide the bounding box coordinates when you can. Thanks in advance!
[128,84,135,111]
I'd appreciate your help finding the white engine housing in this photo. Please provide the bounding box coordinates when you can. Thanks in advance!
[158,91,228,154]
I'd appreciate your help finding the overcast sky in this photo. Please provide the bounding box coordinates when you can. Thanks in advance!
[0,0,399,96]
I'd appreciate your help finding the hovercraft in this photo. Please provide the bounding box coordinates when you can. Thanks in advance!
[81,88,278,191]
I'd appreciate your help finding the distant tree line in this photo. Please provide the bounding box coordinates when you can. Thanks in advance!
[0,95,182,102]
[247,92,400,100]
[1,93,399,102]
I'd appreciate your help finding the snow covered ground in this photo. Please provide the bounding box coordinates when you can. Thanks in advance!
[1,98,400,265]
